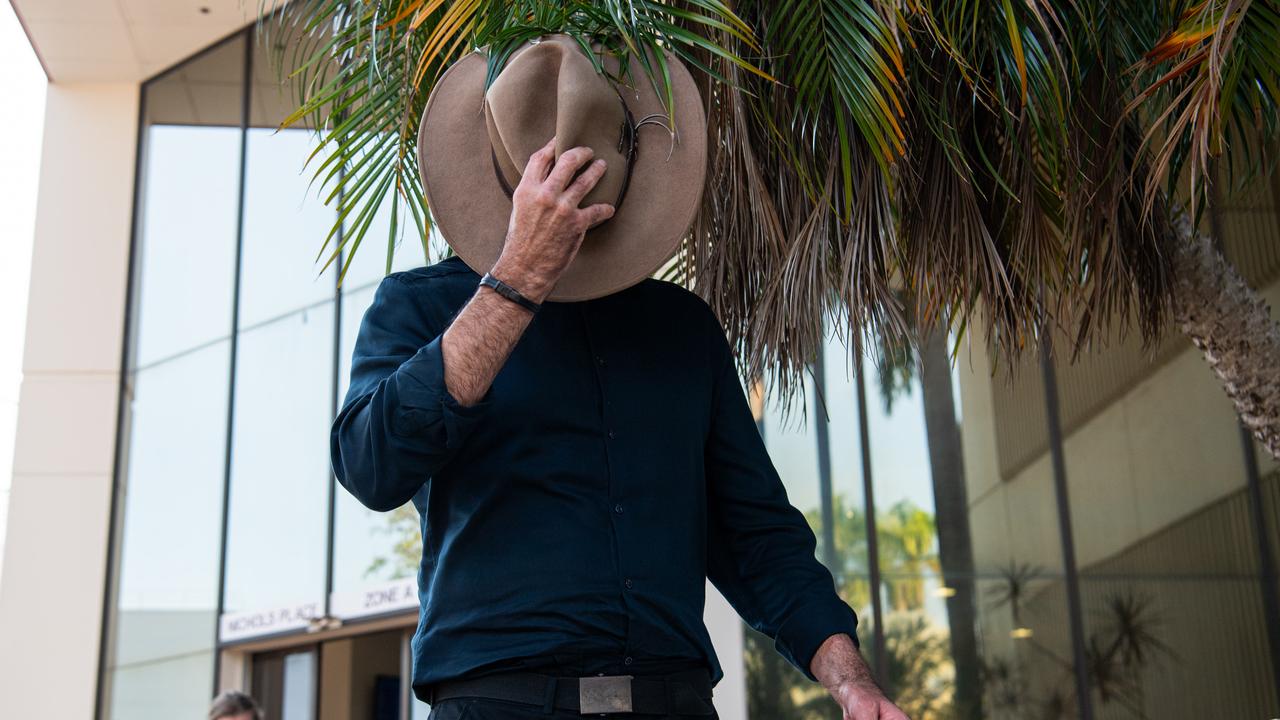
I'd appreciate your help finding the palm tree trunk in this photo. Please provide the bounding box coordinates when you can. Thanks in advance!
[1169,212,1280,459]
[918,325,983,719]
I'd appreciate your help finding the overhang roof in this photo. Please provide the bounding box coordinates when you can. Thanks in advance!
[12,0,257,82]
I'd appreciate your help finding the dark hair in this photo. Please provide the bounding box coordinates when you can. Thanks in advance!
[208,690,262,720]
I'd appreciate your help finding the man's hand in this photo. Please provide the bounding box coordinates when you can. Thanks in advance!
[440,139,612,406]
[489,137,616,303]
[810,633,911,720]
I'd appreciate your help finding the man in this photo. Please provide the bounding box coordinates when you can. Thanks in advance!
[331,35,909,720]
[208,691,261,720]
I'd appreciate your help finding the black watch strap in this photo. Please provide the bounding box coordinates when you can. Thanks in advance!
[479,272,542,314]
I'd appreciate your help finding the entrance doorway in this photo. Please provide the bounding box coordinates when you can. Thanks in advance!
[249,629,431,720]
[251,645,319,720]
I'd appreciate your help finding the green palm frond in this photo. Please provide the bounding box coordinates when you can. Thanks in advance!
[262,0,762,287]
[262,0,1280,413]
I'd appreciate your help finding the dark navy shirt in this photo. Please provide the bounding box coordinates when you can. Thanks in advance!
[330,256,859,701]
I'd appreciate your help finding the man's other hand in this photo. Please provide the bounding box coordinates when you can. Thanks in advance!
[490,137,615,303]
[811,633,911,720]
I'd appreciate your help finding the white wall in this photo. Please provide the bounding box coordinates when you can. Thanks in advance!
[705,581,748,720]
[0,0,48,596]
[0,82,139,720]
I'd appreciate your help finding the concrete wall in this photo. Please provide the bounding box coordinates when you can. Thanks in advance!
[0,82,139,719]
[956,276,1280,713]
[962,277,1279,577]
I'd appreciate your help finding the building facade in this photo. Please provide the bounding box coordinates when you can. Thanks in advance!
[2,6,1279,720]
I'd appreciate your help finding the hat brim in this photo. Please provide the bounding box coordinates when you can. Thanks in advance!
[417,40,707,301]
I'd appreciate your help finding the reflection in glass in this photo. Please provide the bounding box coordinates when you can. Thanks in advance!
[954,334,1077,719]
[237,127,339,328]
[282,652,317,720]
[107,343,231,719]
[331,215,446,611]
[102,32,244,720]
[818,333,871,624]
[747,370,836,717]
[133,124,240,367]
[222,15,341,618]
[1055,318,1278,716]
[863,329,975,717]
[335,170,441,294]
[252,648,318,720]
[223,306,334,614]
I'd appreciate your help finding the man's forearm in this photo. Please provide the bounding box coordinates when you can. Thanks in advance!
[810,632,878,690]
[811,633,910,718]
[440,281,536,407]
[439,140,616,406]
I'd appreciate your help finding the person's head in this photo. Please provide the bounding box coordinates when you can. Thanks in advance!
[208,690,262,720]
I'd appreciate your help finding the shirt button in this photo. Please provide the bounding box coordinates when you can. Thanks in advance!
[596,356,607,367]
[607,430,617,440]
[624,656,633,666]
[624,578,633,589]
[614,503,623,514]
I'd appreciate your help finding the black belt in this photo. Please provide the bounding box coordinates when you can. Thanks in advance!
[424,667,715,715]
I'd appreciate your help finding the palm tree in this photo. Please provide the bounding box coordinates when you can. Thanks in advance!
[266,2,1280,457]
[877,499,940,612]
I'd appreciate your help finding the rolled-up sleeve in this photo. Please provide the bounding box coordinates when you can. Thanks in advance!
[330,274,488,511]
[703,330,860,682]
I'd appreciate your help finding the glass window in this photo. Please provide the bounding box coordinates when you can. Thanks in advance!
[132,122,240,366]
[330,211,444,617]
[863,331,985,718]
[223,304,334,615]
[237,13,339,330]
[334,198,437,400]
[336,178,439,294]
[818,333,871,632]
[221,15,338,621]
[950,331,1078,719]
[251,647,318,720]
[747,369,831,716]
[1059,317,1277,710]
[102,33,245,720]
[237,125,338,329]
[108,342,231,719]
[332,280,407,610]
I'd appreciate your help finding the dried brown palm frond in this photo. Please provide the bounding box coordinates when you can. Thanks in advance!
[271,0,1280,454]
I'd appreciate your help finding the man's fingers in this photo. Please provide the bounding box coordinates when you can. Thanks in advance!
[578,202,616,228]
[521,137,556,186]
[563,159,607,205]
[544,146,595,190]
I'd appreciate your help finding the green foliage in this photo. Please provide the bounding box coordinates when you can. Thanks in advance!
[265,1,1280,402]
[364,502,421,579]
[260,0,763,287]
[878,500,940,612]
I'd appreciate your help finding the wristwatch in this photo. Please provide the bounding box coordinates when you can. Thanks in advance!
[479,272,542,314]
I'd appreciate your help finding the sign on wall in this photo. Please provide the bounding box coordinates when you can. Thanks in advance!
[218,578,419,643]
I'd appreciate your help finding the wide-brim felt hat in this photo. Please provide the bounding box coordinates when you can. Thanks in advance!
[417,34,707,301]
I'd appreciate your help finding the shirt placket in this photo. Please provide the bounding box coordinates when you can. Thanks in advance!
[577,303,636,671]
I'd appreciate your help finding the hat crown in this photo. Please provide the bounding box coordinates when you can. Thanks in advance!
[418,33,707,300]
[483,38,629,209]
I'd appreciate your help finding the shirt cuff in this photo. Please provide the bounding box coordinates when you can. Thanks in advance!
[391,334,490,449]
[773,593,861,683]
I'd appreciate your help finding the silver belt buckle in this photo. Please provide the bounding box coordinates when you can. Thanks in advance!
[579,674,634,714]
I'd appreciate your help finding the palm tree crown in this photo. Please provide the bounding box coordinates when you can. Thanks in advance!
[269,0,1280,453]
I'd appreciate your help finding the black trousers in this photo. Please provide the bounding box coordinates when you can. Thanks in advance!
[427,696,720,720]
